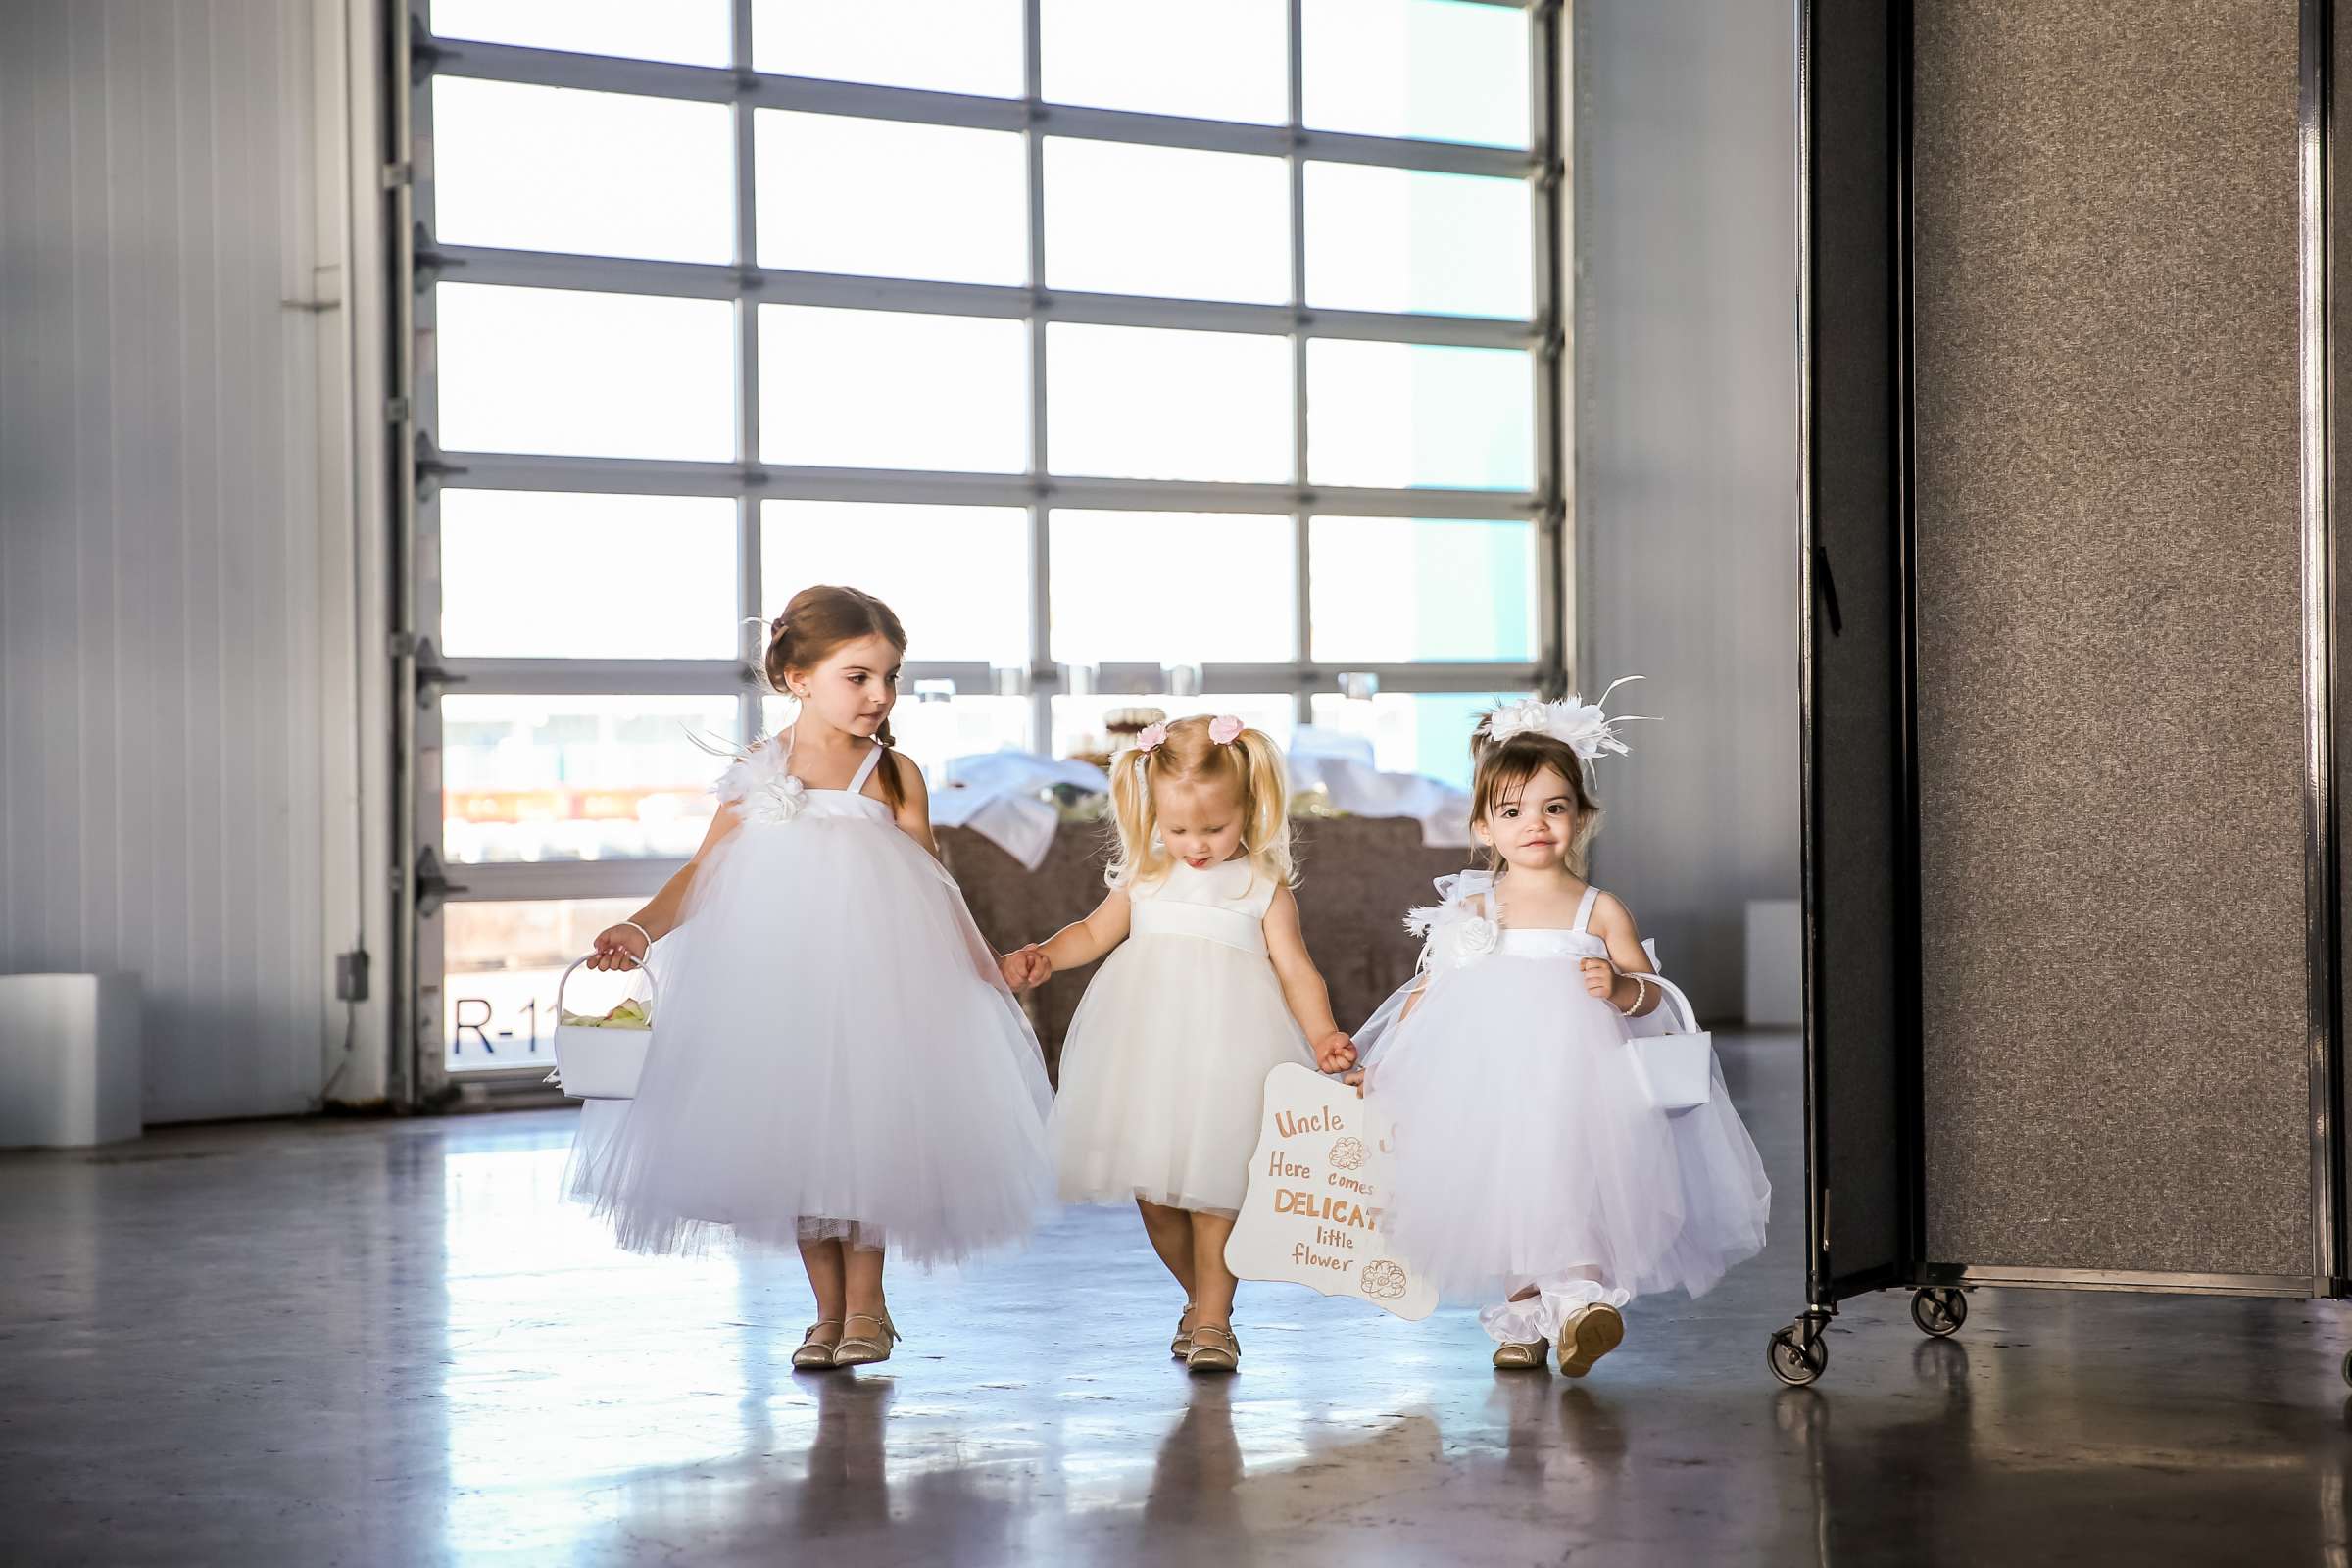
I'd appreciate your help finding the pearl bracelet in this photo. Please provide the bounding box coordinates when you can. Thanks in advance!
[1617,973,1647,1018]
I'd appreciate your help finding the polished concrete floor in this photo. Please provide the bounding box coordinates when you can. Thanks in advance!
[6,1034,2352,1566]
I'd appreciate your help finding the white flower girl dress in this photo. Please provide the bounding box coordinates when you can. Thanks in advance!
[1355,872,1769,1315]
[1052,857,1317,1216]
[573,735,1054,1263]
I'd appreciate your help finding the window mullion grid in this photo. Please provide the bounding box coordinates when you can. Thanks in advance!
[426,14,1558,734]
[439,453,1538,519]
[424,40,1534,177]
[1287,0,1313,730]
[424,243,1538,349]
[1530,0,1568,699]
[731,0,762,745]
[403,20,441,1107]
[1023,0,1052,755]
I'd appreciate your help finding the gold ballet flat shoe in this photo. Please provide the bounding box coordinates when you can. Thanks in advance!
[791,1320,842,1371]
[1492,1339,1549,1371]
[1556,1303,1625,1379]
[1171,1301,1196,1360]
[834,1310,901,1368]
[1185,1324,1240,1374]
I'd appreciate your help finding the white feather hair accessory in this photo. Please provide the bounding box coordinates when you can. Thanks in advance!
[1480,676,1651,760]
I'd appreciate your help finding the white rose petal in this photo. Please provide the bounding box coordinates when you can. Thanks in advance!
[1453,916,1500,961]
[743,772,809,826]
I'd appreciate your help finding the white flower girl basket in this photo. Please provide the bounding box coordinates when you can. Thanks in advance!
[549,954,657,1101]
[1628,970,1715,1113]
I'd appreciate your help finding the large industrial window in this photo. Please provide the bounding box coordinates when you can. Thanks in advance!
[404,0,1563,1075]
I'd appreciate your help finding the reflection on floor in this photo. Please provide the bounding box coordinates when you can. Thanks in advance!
[5,1033,2352,1566]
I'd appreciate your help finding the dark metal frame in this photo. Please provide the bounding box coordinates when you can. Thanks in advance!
[2305,0,2350,1300]
[1791,0,1921,1366]
[1785,0,2352,1384]
[1793,0,1820,1337]
[1793,0,1821,1334]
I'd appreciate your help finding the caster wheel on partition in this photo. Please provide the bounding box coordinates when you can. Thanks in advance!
[2340,1348,2352,1389]
[1768,1321,1829,1387]
[1911,1287,1967,1338]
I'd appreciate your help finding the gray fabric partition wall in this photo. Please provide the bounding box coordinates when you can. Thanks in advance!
[1911,4,2311,1276]
[1787,0,2344,1383]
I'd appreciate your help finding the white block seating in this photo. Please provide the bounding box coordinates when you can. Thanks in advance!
[0,973,143,1148]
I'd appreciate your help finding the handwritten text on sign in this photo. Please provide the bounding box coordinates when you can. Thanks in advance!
[1223,1063,1437,1321]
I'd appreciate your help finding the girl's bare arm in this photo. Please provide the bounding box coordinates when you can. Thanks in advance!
[1264,885,1355,1070]
[1586,892,1663,1016]
[1031,888,1134,976]
[886,751,940,856]
[587,804,742,968]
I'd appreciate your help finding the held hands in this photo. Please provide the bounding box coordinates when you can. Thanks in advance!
[1000,944,1053,993]
[588,923,649,972]
[1312,1029,1357,1074]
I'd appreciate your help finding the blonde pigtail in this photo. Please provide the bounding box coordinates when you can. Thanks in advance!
[1106,715,1299,893]
[1103,744,1163,889]
[1231,727,1297,888]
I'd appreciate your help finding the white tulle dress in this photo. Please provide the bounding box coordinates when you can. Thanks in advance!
[568,737,1054,1264]
[1356,874,1769,1318]
[1052,857,1317,1216]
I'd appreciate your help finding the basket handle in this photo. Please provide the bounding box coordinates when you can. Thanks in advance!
[1631,970,1700,1035]
[554,951,658,1020]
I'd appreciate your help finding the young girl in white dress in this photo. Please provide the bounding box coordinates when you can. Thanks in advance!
[1349,690,1770,1378]
[570,585,1053,1372]
[1001,714,1356,1374]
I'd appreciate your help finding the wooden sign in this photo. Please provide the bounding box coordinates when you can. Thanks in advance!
[1223,1062,1438,1321]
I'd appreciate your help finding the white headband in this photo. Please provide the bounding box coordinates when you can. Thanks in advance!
[1480,676,1651,760]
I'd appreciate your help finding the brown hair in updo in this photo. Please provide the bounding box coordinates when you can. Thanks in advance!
[1466,726,1604,876]
[764,584,908,809]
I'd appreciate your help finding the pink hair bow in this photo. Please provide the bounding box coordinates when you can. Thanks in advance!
[1135,722,1169,753]
[1208,714,1244,746]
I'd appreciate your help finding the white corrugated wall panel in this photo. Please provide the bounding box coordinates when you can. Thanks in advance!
[0,0,336,1122]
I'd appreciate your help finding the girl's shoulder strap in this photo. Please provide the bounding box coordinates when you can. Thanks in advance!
[1238,863,1279,917]
[849,741,887,796]
[1571,883,1602,934]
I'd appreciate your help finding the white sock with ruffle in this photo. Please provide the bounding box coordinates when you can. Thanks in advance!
[1479,1293,1550,1345]
[1480,1273,1632,1345]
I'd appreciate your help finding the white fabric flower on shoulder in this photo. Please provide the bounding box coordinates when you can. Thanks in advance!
[1452,913,1500,959]
[717,745,809,826]
[740,769,808,826]
[1404,870,1500,971]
